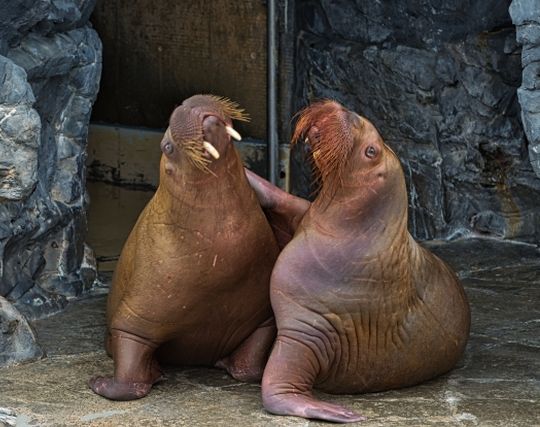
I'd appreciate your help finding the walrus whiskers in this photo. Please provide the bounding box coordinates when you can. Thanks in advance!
[166,124,214,173]
[293,100,356,198]
[208,95,251,122]
[166,96,248,172]
[182,139,213,173]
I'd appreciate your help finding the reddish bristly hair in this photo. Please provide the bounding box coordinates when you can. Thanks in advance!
[292,100,356,196]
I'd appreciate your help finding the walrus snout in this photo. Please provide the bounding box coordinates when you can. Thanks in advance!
[292,100,357,187]
[166,94,249,171]
[200,115,237,160]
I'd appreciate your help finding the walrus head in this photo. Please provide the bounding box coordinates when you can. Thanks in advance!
[293,100,404,206]
[161,95,249,175]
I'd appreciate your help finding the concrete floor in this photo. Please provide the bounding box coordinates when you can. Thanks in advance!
[0,238,539,426]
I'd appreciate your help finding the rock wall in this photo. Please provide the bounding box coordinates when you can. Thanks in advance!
[0,296,44,366]
[510,0,540,178]
[291,0,540,242]
[0,0,101,365]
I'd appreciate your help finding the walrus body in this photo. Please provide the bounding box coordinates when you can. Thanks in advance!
[89,95,279,400]
[258,101,471,422]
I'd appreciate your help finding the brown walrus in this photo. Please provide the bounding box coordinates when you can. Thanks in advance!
[89,95,279,400]
[253,100,471,423]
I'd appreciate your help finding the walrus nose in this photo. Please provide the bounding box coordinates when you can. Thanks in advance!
[201,115,224,159]
[201,114,243,160]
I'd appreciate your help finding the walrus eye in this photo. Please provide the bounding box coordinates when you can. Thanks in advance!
[365,146,377,159]
[163,142,174,155]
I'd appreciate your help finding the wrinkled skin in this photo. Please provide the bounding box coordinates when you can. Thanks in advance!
[89,95,280,400]
[255,101,471,423]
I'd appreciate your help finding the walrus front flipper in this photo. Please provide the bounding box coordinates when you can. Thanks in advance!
[262,337,366,423]
[89,329,162,400]
[215,317,276,382]
[244,168,310,249]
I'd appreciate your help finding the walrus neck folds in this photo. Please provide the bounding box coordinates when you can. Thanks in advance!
[309,148,409,246]
[155,144,245,216]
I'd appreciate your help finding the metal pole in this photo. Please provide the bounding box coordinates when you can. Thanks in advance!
[267,0,279,185]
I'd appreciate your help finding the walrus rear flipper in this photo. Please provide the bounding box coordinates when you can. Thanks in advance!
[244,168,310,249]
[89,329,163,400]
[262,336,366,423]
[215,317,276,382]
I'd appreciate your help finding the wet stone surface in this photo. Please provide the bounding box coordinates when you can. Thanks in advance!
[0,238,538,426]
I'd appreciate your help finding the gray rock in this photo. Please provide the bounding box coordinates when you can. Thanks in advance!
[516,23,540,45]
[313,0,511,47]
[0,57,41,202]
[0,0,97,53]
[0,407,17,427]
[292,1,540,242]
[510,0,540,177]
[0,0,101,332]
[0,56,34,104]
[0,24,101,317]
[0,296,44,367]
[509,0,540,26]
[522,61,540,90]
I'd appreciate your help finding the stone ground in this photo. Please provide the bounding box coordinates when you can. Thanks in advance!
[0,238,539,426]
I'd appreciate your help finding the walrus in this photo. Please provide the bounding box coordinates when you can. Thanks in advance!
[253,100,471,422]
[89,95,280,400]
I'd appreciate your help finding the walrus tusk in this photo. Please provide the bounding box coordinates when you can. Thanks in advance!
[203,141,220,159]
[226,126,242,141]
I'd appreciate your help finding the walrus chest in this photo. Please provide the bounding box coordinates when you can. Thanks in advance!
[272,232,415,307]
[142,213,272,276]
[108,201,277,342]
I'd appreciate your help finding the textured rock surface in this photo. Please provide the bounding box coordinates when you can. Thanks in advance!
[0,57,40,201]
[0,296,43,367]
[291,0,540,242]
[510,0,540,177]
[0,238,538,426]
[0,0,101,365]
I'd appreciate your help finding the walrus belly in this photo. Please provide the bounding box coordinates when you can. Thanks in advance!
[107,196,277,365]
